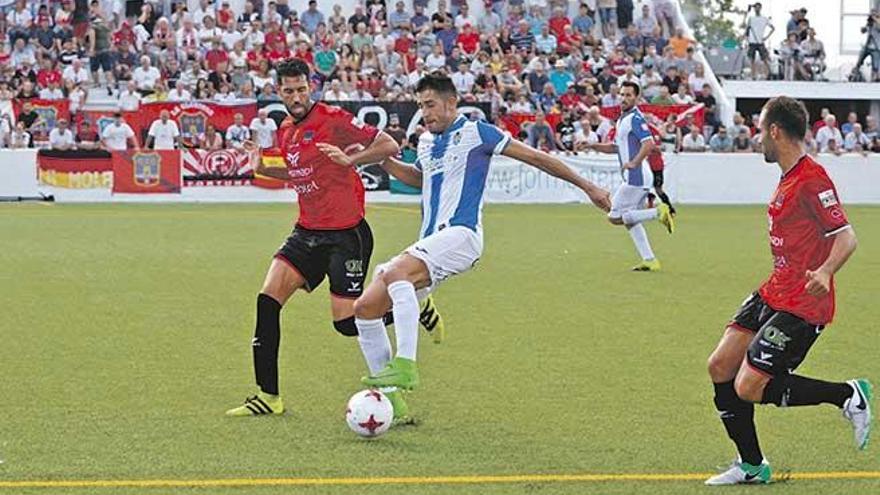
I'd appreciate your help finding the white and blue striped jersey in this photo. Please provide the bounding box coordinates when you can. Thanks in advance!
[613,108,654,188]
[415,116,510,239]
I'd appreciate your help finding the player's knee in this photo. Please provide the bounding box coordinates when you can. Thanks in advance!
[332,316,358,337]
[707,353,729,381]
[733,373,765,403]
[353,296,380,320]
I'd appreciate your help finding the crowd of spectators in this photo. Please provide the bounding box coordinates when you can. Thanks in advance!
[0,0,877,156]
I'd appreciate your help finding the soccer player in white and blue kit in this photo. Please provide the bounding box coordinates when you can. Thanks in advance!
[589,81,675,271]
[349,74,612,407]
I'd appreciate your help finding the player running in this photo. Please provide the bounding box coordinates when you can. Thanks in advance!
[705,96,872,485]
[606,120,677,217]
[338,73,611,398]
[225,59,444,419]
[586,82,674,272]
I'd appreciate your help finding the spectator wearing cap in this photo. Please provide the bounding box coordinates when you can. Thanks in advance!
[49,119,75,150]
[549,60,574,95]
[457,23,480,58]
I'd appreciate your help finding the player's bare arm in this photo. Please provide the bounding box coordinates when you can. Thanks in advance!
[379,155,423,188]
[502,139,611,212]
[624,139,655,169]
[243,140,290,181]
[315,131,400,167]
[587,142,618,154]
[805,227,857,296]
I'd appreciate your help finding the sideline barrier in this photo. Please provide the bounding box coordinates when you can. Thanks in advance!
[1,151,879,204]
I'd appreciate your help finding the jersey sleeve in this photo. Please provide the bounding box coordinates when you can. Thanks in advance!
[477,121,510,155]
[333,108,379,148]
[801,172,850,237]
[631,113,652,142]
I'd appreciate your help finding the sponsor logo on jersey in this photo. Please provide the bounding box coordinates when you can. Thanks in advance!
[818,189,838,208]
[770,235,783,247]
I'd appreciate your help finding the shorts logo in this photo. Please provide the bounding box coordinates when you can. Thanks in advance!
[349,281,361,291]
[818,189,838,208]
[762,326,791,349]
[345,259,363,274]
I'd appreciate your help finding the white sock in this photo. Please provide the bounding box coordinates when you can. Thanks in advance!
[622,208,658,226]
[355,317,391,374]
[387,280,419,361]
[627,223,655,261]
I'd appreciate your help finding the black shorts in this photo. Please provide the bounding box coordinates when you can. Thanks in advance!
[274,219,374,298]
[748,43,769,61]
[652,169,664,188]
[729,292,824,377]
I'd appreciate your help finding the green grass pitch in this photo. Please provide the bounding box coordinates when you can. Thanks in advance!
[0,202,878,494]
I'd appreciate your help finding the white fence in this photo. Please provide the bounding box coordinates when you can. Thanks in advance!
[2,150,880,204]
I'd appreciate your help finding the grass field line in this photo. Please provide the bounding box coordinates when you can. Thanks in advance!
[2,471,880,488]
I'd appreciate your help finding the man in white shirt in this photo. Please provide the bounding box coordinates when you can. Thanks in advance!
[132,56,162,94]
[745,2,774,80]
[167,80,193,101]
[101,112,139,151]
[146,110,181,150]
[198,15,223,48]
[322,80,350,101]
[221,20,244,51]
[451,62,475,95]
[225,113,250,149]
[39,81,65,100]
[601,84,621,107]
[118,81,142,111]
[844,123,871,153]
[681,125,707,152]
[454,2,477,30]
[49,119,76,150]
[62,59,91,87]
[249,109,277,149]
[815,114,843,153]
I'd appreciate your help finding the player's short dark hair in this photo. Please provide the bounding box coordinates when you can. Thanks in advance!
[275,58,311,81]
[620,81,641,96]
[415,73,457,98]
[763,96,808,140]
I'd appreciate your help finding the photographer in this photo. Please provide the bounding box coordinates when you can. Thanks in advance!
[851,10,880,82]
[744,2,775,80]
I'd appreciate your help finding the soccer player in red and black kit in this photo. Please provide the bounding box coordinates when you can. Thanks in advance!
[226,59,443,418]
[705,96,872,485]
[646,123,675,215]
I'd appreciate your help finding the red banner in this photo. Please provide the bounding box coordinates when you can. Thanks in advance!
[112,150,182,194]
[14,99,71,141]
[126,102,258,148]
[182,148,255,186]
[36,150,113,189]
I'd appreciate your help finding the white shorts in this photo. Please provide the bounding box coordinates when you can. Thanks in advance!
[608,183,650,219]
[374,226,483,298]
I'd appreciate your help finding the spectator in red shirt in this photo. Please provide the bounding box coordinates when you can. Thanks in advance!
[267,39,292,65]
[456,22,480,58]
[264,21,286,50]
[205,40,229,71]
[293,41,314,68]
[36,58,61,89]
[247,41,268,70]
[548,7,571,39]
[216,0,234,29]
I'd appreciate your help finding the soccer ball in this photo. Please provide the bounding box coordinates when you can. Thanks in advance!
[345,389,393,438]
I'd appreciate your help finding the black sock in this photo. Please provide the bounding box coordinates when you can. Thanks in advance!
[383,311,394,326]
[657,191,674,212]
[253,293,282,395]
[761,374,853,408]
[714,381,763,465]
